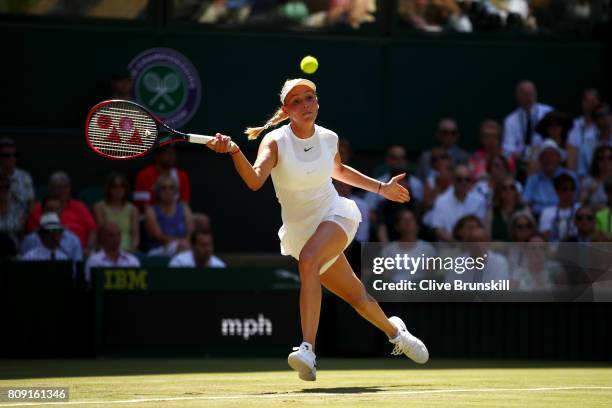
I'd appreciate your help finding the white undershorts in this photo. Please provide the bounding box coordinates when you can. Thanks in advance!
[319,215,360,274]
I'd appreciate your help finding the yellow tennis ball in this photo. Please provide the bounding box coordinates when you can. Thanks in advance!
[300,56,318,74]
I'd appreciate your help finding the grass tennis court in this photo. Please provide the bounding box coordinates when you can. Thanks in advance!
[1,359,611,407]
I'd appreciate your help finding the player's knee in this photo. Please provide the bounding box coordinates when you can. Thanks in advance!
[298,249,320,276]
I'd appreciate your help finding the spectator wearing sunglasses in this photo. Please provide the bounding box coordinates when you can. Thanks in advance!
[565,206,599,243]
[595,177,612,236]
[539,174,579,242]
[0,137,34,211]
[425,164,486,242]
[509,210,537,243]
[490,176,526,241]
[417,118,469,181]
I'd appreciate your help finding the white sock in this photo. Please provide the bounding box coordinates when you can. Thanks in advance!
[300,341,313,352]
[388,327,401,341]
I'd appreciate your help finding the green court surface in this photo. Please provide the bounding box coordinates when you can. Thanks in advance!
[1,359,611,407]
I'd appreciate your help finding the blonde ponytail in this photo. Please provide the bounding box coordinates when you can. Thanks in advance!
[244,107,289,140]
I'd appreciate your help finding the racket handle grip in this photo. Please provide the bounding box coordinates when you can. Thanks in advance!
[188,133,239,152]
[187,134,214,144]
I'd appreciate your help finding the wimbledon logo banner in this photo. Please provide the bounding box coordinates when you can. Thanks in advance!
[128,48,201,128]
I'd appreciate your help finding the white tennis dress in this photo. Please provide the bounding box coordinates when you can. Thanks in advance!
[269,124,362,274]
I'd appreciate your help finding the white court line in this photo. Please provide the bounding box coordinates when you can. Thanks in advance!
[1,386,612,406]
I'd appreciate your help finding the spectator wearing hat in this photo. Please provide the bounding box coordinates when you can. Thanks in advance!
[26,171,97,251]
[21,213,72,261]
[21,196,82,260]
[134,144,191,210]
[528,111,572,173]
[523,139,577,217]
[502,80,553,159]
[85,222,140,285]
[578,103,612,178]
[567,89,601,171]
[0,137,34,211]
[169,229,225,268]
[535,111,573,151]
[417,118,469,181]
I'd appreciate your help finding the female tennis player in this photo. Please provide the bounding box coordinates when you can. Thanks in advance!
[207,79,428,381]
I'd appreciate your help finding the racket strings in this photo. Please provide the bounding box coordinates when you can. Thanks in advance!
[87,101,157,158]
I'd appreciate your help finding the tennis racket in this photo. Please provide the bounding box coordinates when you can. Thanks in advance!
[85,99,236,160]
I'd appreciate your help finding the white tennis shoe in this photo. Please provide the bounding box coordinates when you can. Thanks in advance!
[287,342,317,381]
[388,316,429,364]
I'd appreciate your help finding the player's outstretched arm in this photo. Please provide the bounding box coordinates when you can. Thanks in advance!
[207,133,277,191]
[332,152,409,203]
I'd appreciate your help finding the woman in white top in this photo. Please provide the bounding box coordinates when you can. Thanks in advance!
[207,79,428,381]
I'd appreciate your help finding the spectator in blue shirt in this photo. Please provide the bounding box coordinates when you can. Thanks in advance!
[21,195,82,260]
[523,139,577,217]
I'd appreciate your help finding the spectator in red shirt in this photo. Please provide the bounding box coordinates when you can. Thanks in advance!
[26,171,97,251]
[469,119,516,181]
[133,144,191,209]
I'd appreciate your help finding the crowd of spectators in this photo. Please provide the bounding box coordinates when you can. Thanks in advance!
[0,135,226,286]
[351,81,612,290]
[397,0,609,36]
[1,78,611,291]
[172,0,378,29]
[2,0,608,39]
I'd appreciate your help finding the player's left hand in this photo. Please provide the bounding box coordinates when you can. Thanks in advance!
[380,173,410,203]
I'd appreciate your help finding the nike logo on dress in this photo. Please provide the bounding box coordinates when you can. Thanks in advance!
[304,147,313,152]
